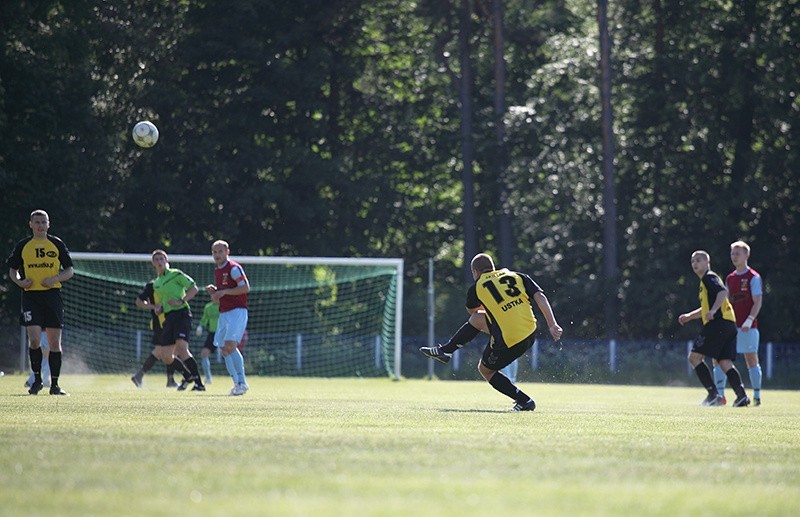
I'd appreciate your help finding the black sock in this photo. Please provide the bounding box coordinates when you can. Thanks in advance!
[441,322,480,353]
[140,354,158,374]
[183,356,203,385]
[694,362,717,394]
[166,361,176,379]
[488,371,530,403]
[725,367,747,399]
[171,357,192,380]
[49,351,62,387]
[29,347,43,382]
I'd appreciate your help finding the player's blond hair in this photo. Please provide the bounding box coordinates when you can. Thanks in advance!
[212,240,229,250]
[151,249,168,261]
[691,250,710,261]
[730,240,750,255]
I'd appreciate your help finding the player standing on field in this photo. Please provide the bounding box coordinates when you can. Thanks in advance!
[131,279,195,388]
[150,249,205,391]
[713,241,764,406]
[420,253,562,411]
[6,209,74,396]
[678,250,750,407]
[206,240,250,396]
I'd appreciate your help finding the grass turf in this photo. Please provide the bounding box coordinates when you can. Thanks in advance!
[1,374,798,516]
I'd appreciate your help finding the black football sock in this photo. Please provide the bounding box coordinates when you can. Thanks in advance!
[694,362,717,394]
[441,322,480,353]
[166,361,176,379]
[140,354,158,374]
[29,347,43,383]
[49,351,62,387]
[183,356,203,384]
[489,371,530,402]
[171,357,193,380]
[725,367,747,399]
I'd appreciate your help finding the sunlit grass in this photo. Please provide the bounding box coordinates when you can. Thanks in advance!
[1,375,798,516]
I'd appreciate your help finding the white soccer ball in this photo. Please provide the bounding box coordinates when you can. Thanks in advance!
[132,120,159,148]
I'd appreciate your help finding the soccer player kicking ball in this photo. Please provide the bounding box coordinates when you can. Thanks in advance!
[206,240,250,396]
[678,250,750,407]
[420,253,562,411]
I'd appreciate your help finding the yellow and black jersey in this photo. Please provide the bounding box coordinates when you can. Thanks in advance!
[699,270,736,325]
[466,268,542,348]
[6,235,73,291]
[138,280,166,330]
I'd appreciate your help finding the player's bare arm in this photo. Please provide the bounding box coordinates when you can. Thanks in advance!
[533,292,563,340]
[9,268,33,289]
[678,308,702,325]
[41,266,74,288]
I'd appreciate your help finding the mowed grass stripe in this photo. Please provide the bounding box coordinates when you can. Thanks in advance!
[1,375,798,516]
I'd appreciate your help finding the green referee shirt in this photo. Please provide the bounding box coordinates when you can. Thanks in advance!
[152,268,195,314]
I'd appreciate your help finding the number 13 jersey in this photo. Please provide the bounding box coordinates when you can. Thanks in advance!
[466,268,543,348]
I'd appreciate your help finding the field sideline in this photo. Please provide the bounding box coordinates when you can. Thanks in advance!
[1,375,799,516]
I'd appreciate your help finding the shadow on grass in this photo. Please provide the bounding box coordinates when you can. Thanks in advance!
[439,408,510,414]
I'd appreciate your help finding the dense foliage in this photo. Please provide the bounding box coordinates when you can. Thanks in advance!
[1,0,797,342]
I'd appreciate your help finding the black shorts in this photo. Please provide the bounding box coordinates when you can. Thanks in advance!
[481,332,535,371]
[692,320,737,361]
[20,289,64,329]
[161,308,192,345]
[203,331,216,351]
[151,327,165,346]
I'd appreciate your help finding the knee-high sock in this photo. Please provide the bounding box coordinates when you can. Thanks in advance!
[725,367,747,399]
[29,347,43,382]
[170,357,192,380]
[694,362,717,394]
[713,365,726,397]
[223,354,237,381]
[139,353,158,375]
[201,356,212,380]
[441,322,480,353]
[748,365,762,394]
[488,371,530,403]
[229,349,245,385]
[183,356,202,384]
[49,351,62,387]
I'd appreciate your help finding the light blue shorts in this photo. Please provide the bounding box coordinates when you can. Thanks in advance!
[214,308,248,347]
[736,328,760,354]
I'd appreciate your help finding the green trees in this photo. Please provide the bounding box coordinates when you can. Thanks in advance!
[0,0,797,341]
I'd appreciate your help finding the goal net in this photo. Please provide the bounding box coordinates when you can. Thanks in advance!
[60,253,404,379]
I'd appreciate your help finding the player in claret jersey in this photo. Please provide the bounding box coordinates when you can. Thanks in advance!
[713,241,764,406]
[6,210,73,396]
[205,240,250,396]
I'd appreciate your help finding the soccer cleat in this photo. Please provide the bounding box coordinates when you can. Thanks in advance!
[131,374,143,388]
[49,385,69,396]
[191,384,206,392]
[24,379,32,388]
[732,395,751,407]
[239,383,249,394]
[701,393,725,406]
[754,397,761,406]
[719,396,727,406]
[229,384,245,396]
[166,378,178,388]
[512,398,536,412]
[176,378,192,391]
[28,381,44,395]
[204,377,212,385]
[419,345,452,364]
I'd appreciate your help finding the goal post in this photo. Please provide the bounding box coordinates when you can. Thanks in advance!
[57,253,403,380]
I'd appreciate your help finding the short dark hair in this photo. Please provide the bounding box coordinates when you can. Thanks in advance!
[30,209,49,221]
[470,253,495,274]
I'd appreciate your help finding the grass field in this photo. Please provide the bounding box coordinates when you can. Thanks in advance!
[1,374,799,516]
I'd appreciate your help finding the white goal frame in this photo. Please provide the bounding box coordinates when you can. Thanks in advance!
[20,253,404,380]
